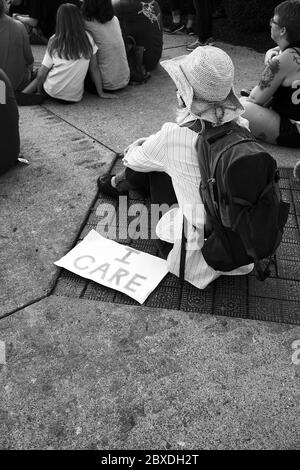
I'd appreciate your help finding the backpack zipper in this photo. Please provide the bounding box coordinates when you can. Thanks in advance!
[206,178,219,212]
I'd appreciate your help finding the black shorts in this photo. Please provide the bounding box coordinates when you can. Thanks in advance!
[41,88,74,105]
[276,116,300,148]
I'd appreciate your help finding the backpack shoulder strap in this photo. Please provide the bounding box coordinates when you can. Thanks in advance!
[179,215,187,284]
[203,120,252,143]
[180,119,203,134]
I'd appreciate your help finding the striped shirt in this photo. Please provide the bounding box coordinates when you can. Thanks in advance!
[123,117,253,289]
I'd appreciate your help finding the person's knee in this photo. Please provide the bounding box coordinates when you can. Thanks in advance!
[240,98,258,114]
[241,100,264,125]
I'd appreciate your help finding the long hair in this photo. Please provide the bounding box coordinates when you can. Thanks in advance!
[82,0,114,24]
[48,3,93,60]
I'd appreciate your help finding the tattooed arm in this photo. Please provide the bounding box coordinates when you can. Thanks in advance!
[246,53,289,106]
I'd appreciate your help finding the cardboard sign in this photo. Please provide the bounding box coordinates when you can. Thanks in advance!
[54,230,168,304]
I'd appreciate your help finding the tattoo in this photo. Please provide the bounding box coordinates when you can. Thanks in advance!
[256,132,267,141]
[259,59,280,90]
[291,50,300,72]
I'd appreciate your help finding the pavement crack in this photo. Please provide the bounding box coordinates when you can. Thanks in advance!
[40,105,117,154]
[163,44,188,50]
[0,294,49,320]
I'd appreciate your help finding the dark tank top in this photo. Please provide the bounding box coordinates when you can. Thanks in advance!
[272,47,300,120]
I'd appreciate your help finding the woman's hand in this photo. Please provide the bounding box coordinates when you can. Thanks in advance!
[264,47,280,65]
[123,137,147,156]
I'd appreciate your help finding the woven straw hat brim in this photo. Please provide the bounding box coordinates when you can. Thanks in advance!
[161,52,244,124]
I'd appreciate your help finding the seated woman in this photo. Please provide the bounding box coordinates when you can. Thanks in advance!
[20,3,117,104]
[112,0,163,72]
[98,46,254,288]
[241,0,300,156]
[82,0,130,94]
[0,69,20,176]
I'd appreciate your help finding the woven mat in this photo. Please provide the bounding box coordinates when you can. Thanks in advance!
[53,165,300,325]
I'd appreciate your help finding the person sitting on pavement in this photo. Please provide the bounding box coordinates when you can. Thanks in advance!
[0,68,20,176]
[0,0,34,93]
[97,46,254,289]
[241,0,300,151]
[18,3,118,105]
[112,0,163,73]
[82,0,130,95]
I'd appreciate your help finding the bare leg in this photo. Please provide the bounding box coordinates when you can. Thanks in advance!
[186,14,195,29]
[22,77,38,94]
[241,98,280,144]
[171,9,181,24]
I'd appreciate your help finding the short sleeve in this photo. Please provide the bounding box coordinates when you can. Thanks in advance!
[42,49,54,69]
[86,31,98,55]
[19,22,34,65]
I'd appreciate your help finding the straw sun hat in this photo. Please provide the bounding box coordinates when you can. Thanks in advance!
[160,46,244,125]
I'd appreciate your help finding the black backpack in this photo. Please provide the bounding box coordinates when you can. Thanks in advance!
[180,120,290,282]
